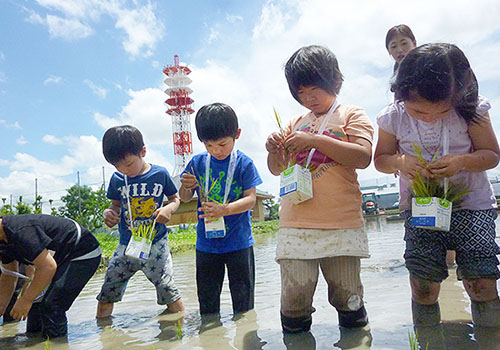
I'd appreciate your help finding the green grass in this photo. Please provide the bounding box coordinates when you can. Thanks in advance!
[95,220,280,261]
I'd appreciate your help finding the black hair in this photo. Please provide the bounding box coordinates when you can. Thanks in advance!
[385,24,416,50]
[284,45,344,104]
[102,125,145,165]
[386,24,417,73]
[195,103,239,142]
[392,43,479,123]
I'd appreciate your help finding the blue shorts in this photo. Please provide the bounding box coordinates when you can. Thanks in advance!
[402,209,500,282]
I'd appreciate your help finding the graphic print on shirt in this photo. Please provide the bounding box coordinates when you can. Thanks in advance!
[294,123,346,176]
[118,182,163,227]
[201,168,243,204]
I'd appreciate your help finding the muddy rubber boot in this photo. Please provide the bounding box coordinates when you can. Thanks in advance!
[474,325,500,350]
[412,301,445,350]
[471,299,500,328]
[334,324,372,349]
[411,300,440,327]
[280,312,312,334]
[338,305,368,328]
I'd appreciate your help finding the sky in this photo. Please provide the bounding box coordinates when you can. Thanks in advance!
[1,0,500,211]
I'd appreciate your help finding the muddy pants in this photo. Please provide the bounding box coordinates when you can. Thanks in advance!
[280,256,366,332]
[27,255,100,338]
[196,246,255,315]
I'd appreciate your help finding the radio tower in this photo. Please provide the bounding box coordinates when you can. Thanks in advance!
[163,55,194,176]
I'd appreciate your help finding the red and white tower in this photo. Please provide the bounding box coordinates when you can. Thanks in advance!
[163,55,194,176]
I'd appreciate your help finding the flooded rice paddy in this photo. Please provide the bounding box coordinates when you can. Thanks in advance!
[1,215,500,349]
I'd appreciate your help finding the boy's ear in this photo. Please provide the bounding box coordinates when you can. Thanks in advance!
[235,128,241,140]
[141,146,147,157]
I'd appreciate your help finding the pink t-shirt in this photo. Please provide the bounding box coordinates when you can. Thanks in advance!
[376,96,497,211]
[279,104,374,229]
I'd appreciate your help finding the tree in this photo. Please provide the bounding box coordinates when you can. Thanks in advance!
[0,196,33,215]
[14,196,32,215]
[58,185,111,232]
[263,198,279,220]
[33,195,43,214]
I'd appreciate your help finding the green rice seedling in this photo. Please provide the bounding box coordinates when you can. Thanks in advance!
[411,144,469,204]
[273,107,295,171]
[45,338,52,350]
[175,319,184,339]
[186,165,219,203]
[408,330,428,350]
[130,220,157,241]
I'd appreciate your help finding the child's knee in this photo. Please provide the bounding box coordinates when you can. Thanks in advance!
[410,276,440,304]
[463,278,498,301]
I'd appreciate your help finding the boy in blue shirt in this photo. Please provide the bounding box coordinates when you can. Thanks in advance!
[96,125,184,318]
[179,103,262,315]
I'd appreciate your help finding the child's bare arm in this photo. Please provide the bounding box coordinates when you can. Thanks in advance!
[155,194,180,224]
[375,128,427,179]
[0,261,18,316]
[199,187,257,220]
[428,112,500,176]
[10,249,57,321]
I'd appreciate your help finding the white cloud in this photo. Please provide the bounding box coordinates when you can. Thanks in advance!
[208,27,220,44]
[43,74,62,85]
[93,87,175,171]
[0,120,22,129]
[16,136,28,145]
[42,134,63,145]
[84,79,107,99]
[28,0,164,57]
[226,14,243,23]
[101,2,164,58]
[0,72,6,83]
[27,12,93,40]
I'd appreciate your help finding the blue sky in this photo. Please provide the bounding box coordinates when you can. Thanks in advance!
[1,0,500,210]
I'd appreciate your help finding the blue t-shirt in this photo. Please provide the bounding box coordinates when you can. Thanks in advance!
[107,164,178,245]
[182,150,262,254]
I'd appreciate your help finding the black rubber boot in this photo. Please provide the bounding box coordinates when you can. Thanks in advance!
[338,305,368,328]
[281,312,312,334]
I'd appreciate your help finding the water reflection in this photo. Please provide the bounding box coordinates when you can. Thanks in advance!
[1,215,500,349]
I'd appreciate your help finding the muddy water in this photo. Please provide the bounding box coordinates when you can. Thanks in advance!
[1,216,500,349]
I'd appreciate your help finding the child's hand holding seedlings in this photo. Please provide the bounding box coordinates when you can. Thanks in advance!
[397,154,431,180]
[180,173,198,191]
[284,131,314,154]
[426,154,465,178]
[198,201,227,222]
[266,132,285,154]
